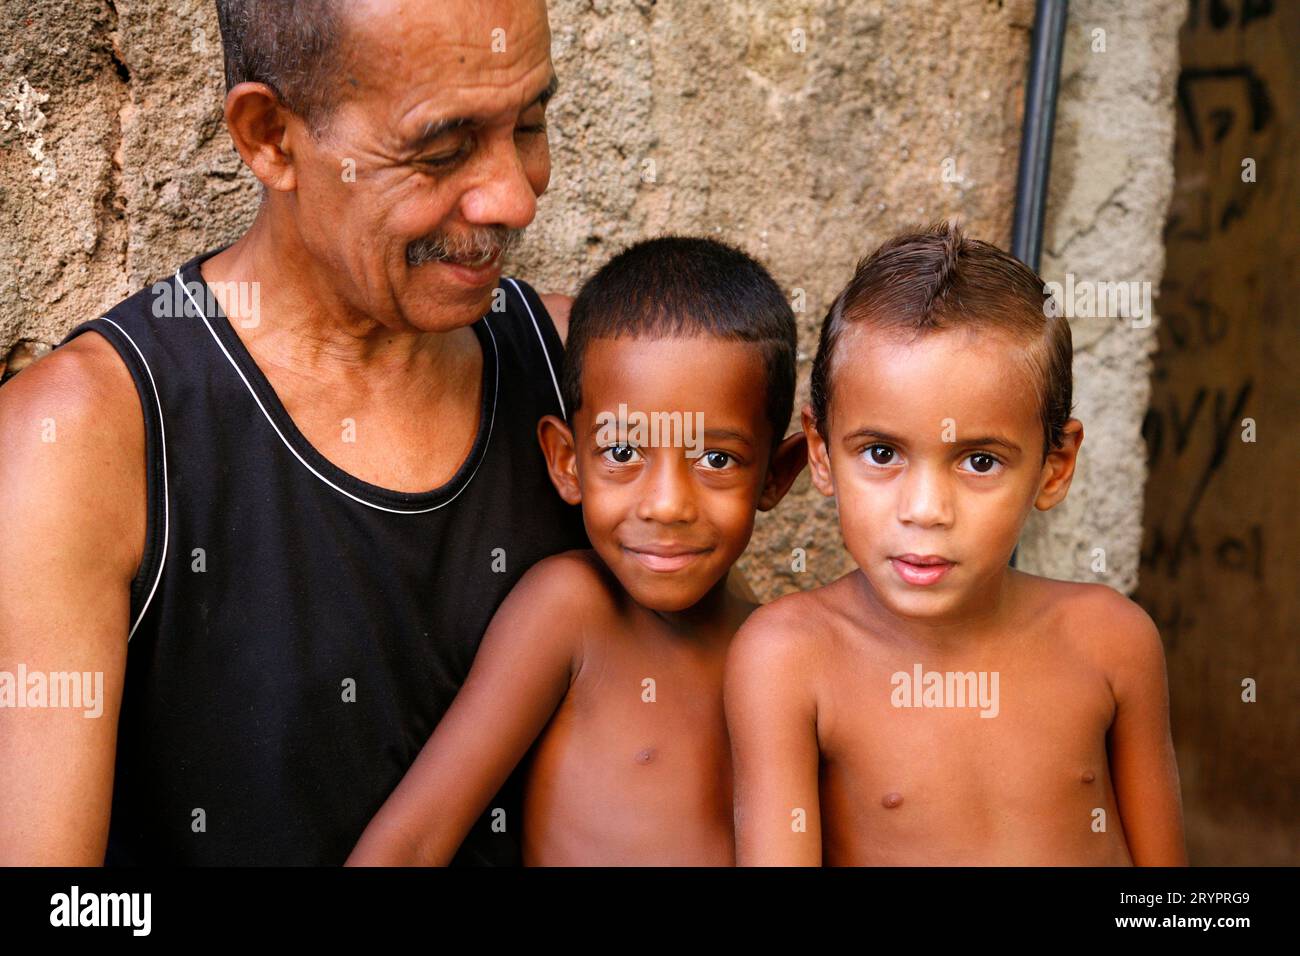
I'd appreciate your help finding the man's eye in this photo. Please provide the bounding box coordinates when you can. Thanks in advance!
[701,451,734,470]
[419,140,471,168]
[515,121,548,136]
[962,452,1001,475]
[866,444,896,466]
[602,445,641,464]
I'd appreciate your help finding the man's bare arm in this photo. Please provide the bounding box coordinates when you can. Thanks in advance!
[725,600,823,866]
[345,551,599,866]
[0,334,144,864]
[1106,598,1188,866]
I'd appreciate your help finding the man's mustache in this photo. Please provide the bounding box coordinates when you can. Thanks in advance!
[406,226,524,266]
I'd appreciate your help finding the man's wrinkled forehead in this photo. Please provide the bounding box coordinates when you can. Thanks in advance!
[343,0,553,113]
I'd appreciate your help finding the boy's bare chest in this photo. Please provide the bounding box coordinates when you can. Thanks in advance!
[816,634,1124,863]
[520,634,734,864]
[560,636,731,767]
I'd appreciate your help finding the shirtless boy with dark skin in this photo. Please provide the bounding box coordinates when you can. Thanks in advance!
[726,223,1187,866]
[347,237,806,865]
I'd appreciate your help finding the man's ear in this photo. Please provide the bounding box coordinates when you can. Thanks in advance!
[1034,418,1083,511]
[537,414,582,505]
[757,431,808,511]
[801,405,836,497]
[224,82,299,193]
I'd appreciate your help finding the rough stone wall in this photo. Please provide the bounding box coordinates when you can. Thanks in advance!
[1014,0,1186,593]
[528,0,1040,597]
[0,0,1179,605]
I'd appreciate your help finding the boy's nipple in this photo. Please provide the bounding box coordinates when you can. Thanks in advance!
[1080,770,1096,784]
[635,747,656,765]
[881,791,904,809]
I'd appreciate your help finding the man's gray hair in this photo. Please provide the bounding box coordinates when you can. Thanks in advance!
[214,0,351,138]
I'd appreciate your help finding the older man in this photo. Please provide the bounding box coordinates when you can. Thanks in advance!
[0,0,586,864]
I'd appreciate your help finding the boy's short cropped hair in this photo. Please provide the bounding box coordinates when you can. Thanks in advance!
[561,236,797,448]
[810,221,1073,458]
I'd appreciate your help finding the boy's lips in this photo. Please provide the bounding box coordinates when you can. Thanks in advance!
[889,554,955,586]
[623,544,712,573]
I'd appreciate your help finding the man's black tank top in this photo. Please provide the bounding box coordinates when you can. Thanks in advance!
[57,245,588,865]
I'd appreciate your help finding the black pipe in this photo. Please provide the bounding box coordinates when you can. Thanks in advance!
[1010,0,1068,569]
[1011,0,1069,271]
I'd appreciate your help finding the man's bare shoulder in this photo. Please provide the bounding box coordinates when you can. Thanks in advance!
[0,330,146,625]
[1,331,140,435]
[0,332,144,516]
[538,293,573,344]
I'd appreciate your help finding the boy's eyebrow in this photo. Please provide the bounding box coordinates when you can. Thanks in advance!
[702,428,754,447]
[842,427,905,446]
[585,423,754,445]
[403,74,558,151]
[957,435,1022,454]
[843,426,1022,455]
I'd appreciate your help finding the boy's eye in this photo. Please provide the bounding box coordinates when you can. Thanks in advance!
[601,444,641,465]
[866,444,896,466]
[961,452,1002,475]
[701,451,734,470]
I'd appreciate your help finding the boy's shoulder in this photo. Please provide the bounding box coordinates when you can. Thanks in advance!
[514,549,621,607]
[508,549,637,635]
[1016,572,1156,631]
[728,572,860,671]
[1014,572,1165,675]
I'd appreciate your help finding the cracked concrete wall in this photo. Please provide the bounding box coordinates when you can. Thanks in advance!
[0,0,1181,604]
[1014,0,1186,595]
[1134,0,1299,866]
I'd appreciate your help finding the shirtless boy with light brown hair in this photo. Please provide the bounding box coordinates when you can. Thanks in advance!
[725,222,1187,866]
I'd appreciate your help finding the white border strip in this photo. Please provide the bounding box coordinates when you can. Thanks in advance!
[98,317,170,643]
[176,270,498,515]
[505,277,566,417]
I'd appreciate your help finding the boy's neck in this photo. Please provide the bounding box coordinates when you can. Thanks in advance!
[645,573,756,644]
[850,566,1021,653]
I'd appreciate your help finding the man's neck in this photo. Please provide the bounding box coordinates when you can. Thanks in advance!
[194,213,486,493]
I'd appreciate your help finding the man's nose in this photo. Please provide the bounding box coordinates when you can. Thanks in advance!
[636,458,697,525]
[459,134,540,230]
[896,465,954,529]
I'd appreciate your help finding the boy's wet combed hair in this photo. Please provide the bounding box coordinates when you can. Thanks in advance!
[561,236,797,449]
[810,221,1073,458]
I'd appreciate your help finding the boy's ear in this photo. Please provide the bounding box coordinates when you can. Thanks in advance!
[757,430,808,511]
[801,405,836,497]
[537,414,582,505]
[1034,418,1083,511]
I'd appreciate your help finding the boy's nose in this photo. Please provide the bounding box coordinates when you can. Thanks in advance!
[635,460,698,525]
[896,466,954,529]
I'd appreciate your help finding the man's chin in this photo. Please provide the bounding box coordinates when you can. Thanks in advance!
[402,259,503,328]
